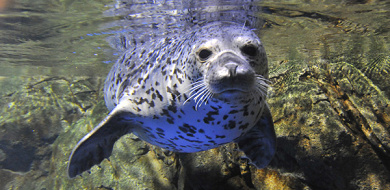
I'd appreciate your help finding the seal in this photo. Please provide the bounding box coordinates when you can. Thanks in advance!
[67,21,276,178]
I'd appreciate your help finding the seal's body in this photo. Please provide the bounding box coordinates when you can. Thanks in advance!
[68,22,276,178]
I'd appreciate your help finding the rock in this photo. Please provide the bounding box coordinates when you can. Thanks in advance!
[0,76,104,189]
[266,60,390,189]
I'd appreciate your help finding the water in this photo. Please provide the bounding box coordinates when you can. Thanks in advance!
[0,0,389,189]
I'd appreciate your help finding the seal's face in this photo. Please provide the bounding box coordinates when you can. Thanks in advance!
[189,22,268,103]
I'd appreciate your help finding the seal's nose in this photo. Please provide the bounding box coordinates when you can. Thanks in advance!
[217,52,255,78]
[223,61,254,79]
[225,62,238,77]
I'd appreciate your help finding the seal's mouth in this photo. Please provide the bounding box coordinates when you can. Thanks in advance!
[208,76,255,96]
[215,88,248,94]
[213,88,251,99]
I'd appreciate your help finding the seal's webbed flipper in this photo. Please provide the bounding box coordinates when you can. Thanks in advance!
[236,105,276,168]
[67,104,135,178]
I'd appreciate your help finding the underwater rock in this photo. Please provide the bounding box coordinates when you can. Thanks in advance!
[265,60,390,189]
[0,76,105,189]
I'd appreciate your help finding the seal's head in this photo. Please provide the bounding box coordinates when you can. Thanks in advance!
[186,22,268,104]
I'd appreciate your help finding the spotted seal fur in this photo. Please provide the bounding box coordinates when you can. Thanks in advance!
[67,21,276,178]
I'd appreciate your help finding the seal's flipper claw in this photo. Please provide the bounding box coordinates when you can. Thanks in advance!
[67,105,135,178]
[235,105,276,168]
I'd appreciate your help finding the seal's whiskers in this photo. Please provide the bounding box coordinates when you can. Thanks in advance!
[183,78,206,105]
[182,77,214,109]
[254,74,270,98]
[196,88,213,109]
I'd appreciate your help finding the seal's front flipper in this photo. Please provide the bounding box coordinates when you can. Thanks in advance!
[236,105,276,168]
[67,104,136,178]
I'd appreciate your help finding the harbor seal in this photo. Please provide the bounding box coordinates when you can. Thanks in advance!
[67,21,276,178]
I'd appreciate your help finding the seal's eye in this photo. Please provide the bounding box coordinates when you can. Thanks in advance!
[240,45,258,57]
[198,49,212,61]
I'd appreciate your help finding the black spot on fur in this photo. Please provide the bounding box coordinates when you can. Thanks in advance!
[174,68,182,75]
[137,77,143,84]
[167,104,177,113]
[177,77,183,84]
[146,89,151,94]
[179,126,188,133]
[140,49,146,57]
[229,110,239,114]
[167,86,180,101]
[239,123,250,130]
[224,120,236,129]
[149,134,157,139]
[243,105,249,116]
[167,118,174,124]
[179,123,197,134]
[161,109,172,118]
[216,135,226,139]
[198,129,205,133]
[208,140,216,145]
[131,106,141,112]
[179,136,203,143]
[168,140,178,146]
[203,110,219,124]
[183,94,189,102]
[133,97,147,105]
[156,90,163,101]
[149,101,155,107]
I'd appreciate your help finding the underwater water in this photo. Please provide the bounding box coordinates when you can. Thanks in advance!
[0,0,389,189]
